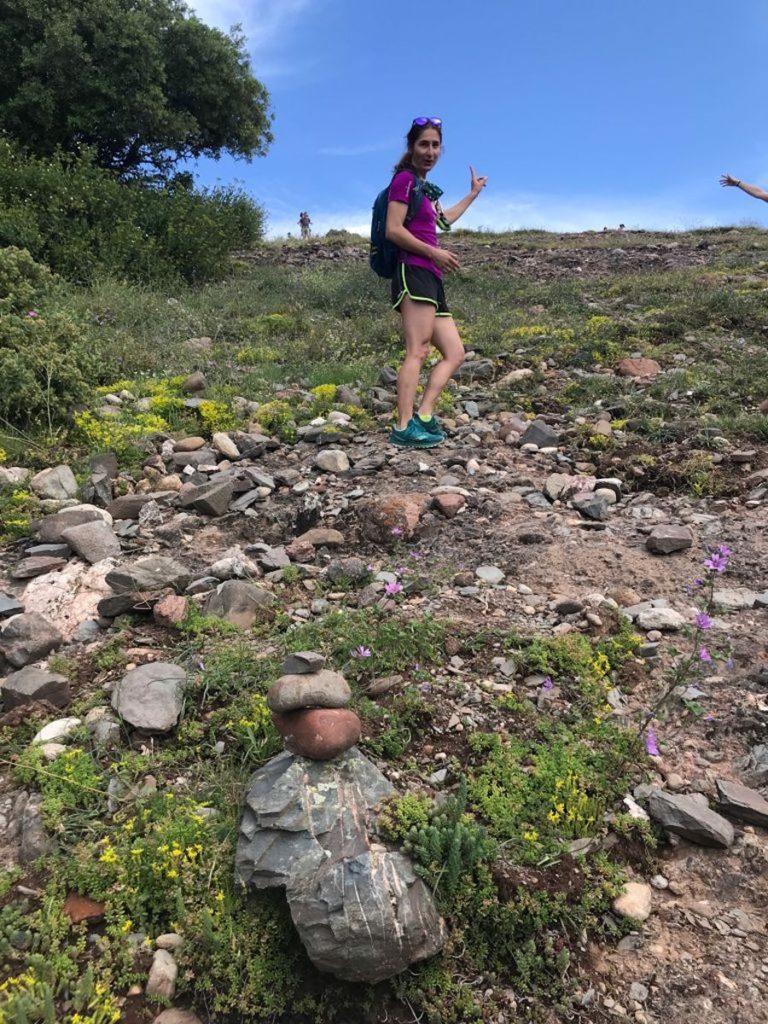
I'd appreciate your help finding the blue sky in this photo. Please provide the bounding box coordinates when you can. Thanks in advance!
[187,0,768,237]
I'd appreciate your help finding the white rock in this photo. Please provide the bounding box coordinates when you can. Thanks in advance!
[612,881,652,922]
[635,607,686,631]
[146,949,178,999]
[32,718,82,745]
[211,432,240,460]
[20,560,116,641]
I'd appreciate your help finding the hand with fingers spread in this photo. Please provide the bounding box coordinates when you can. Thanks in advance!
[719,173,768,202]
[470,164,488,197]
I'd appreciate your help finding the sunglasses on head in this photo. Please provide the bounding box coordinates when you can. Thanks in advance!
[412,117,442,127]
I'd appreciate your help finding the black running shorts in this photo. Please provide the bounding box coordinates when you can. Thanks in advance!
[391,263,451,316]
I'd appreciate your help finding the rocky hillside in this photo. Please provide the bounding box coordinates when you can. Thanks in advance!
[1,228,767,1024]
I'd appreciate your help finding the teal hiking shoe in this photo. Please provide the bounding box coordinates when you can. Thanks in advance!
[415,414,445,441]
[389,417,442,449]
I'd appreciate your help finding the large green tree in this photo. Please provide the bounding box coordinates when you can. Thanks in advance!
[0,0,273,178]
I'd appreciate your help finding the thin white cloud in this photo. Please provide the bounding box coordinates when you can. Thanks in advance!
[188,0,312,50]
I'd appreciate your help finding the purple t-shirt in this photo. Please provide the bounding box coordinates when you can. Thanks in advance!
[388,171,441,279]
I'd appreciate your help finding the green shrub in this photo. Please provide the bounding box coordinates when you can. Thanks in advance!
[0,245,58,314]
[0,139,264,284]
[0,309,104,429]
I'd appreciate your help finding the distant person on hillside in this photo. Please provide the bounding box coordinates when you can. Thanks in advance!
[720,174,768,203]
[385,117,487,449]
[298,211,312,238]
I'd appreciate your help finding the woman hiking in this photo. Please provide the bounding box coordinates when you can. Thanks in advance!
[385,117,487,448]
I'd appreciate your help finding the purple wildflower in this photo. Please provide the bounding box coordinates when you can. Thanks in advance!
[703,714,715,722]
[541,676,555,691]
[645,730,660,757]
[384,582,403,596]
[352,646,372,659]
[395,566,407,577]
[408,550,421,560]
[725,656,735,671]
[699,646,713,663]
[695,612,713,630]
[26,309,39,318]
[391,527,403,537]
[703,545,731,574]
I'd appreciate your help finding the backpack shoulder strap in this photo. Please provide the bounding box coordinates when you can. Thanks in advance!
[405,172,424,224]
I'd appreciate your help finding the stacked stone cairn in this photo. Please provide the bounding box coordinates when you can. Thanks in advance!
[235,651,446,983]
[266,650,361,760]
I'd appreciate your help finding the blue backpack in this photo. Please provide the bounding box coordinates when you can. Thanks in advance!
[369,171,425,278]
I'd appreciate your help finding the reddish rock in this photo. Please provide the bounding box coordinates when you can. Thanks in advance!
[358,493,429,545]
[433,493,465,519]
[284,539,316,563]
[173,436,206,452]
[616,357,662,379]
[63,892,106,924]
[272,708,362,760]
[153,594,189,628]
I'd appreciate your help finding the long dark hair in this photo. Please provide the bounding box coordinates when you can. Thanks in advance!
[393,121,443,174]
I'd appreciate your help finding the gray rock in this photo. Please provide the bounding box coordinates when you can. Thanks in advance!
[281,651,326,675]
[647,789,734,848]
[475,565,505,585]
[112,663,186,733]
[178,478,235,516]
[267,671,351,713]
[314,450,350,474]
[152,1010,202,1024]
[247,544,290,571]
[61,520,121,564]
[203,580,275,627]
[326,557,369,584]
[26,543,71,558]
[0,593,24,618]
[1,667,70,710]
[572,494,609,521]
[712,589,759,611]
[12,555,68,579]
[170,448,217,470]
[543,473,579,502]
[0,612,64,668]
[235,749,445,983]
[29,465,78,500]
[454,358,494,380]
[635,607,686,631]
[106,494,158,520]
[211,432,240,460]
[738,744,768,788]
[181,371,206,394]
[519,420,559,448]
[645,525,694,554]
[105,557,191,595]
[146,949,178,999]
[83,471,113,507]
[20,793,52,863]
[715,779,768,827]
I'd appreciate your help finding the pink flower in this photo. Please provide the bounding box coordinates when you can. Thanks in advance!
[695,612,713,630]
[26,309,40,318]
[384,582,403,595]
[699,646,713,663]
[645,730,660,757]
[390,527,403,536]
[352,646,372,659]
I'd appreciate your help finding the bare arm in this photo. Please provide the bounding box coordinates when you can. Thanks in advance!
[386,201,460,272]
[442,165,488,224]
[720,173,768,202]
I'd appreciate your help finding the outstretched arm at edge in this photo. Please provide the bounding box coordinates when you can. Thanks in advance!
[720,174,768,202]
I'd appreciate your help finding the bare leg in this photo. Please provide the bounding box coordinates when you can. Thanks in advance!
[397,298,436,429]
[417,316,465,418]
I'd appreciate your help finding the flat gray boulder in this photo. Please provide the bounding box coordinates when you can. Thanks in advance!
[716,779,768,827]
[106,557,191,595]
[30,465,78,500]
[1,666,70,709]
[645,525,694,554]
[112,663,186,733]
[648,789,734,848]
[62,520,121,564]
[235,748,445,982]
[38,505,113,543]
[0,612,64,668]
